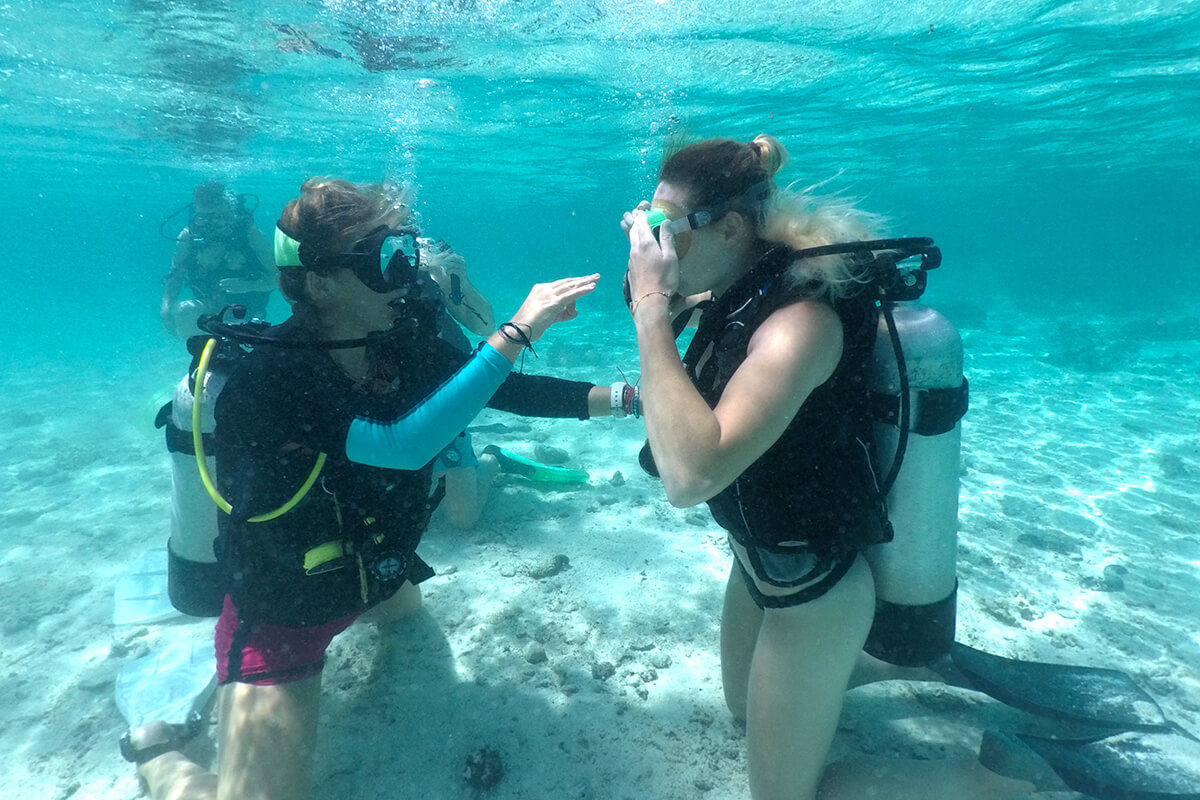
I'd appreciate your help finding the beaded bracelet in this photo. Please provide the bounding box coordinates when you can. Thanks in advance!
[609,381,641,418]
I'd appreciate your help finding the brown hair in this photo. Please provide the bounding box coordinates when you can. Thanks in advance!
[660,134,884,300]
[276,177,414,308]
[192,180,233,208]
[658,134,788,227]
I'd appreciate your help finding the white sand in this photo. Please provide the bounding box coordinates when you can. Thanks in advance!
[1,304,1197,800]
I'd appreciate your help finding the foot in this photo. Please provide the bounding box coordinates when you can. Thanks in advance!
[478,451,501,483]
[120,715,201,765]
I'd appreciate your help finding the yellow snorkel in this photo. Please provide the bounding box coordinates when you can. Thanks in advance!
[192,337,326,522]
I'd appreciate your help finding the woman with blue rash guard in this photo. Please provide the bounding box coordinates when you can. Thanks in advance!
[124,177,614,800]
[623,136,1034,800]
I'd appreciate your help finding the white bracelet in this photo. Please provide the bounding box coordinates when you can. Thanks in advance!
[609,381,640,419]
[610,382,628,418]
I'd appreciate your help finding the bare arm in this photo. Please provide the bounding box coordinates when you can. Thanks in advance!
[161,237,192,328]
[423,248,495,335]
[246,225,278,285]
[623,206,842,507]
[634,297,843,507]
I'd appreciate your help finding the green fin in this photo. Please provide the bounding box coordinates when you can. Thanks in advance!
[944,642,1168,729]
[481,445,589,484]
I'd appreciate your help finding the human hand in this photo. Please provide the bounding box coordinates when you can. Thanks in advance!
[218,277,259,293]
[622,206,679,311]
[422,250,467,284]
[619,200,652,237]
[508,274,600,342]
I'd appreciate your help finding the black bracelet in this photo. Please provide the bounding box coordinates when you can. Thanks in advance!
[497,321,537,358]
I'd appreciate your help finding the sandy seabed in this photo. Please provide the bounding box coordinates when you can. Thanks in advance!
[1,302,1198,800]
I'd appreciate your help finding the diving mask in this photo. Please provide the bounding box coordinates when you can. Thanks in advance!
[645,201,703,259]
[275,224,421,294]
[644,181,773,259]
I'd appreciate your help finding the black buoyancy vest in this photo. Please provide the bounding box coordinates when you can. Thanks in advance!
[212,325,446,627]
[683,255,894,558]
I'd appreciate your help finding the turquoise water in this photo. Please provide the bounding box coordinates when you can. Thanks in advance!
[3,0,1199,361]
[2,2,1200,798]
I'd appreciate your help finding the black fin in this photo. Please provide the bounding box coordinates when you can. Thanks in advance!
[947,642,1168,729]
[1019,725,1200,800]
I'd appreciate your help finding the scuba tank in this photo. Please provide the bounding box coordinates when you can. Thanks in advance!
[853,241,969,666]
[162,353,230,618]
[865,299,967,666]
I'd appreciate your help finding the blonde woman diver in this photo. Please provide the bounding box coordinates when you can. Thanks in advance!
[622,135,1036,800]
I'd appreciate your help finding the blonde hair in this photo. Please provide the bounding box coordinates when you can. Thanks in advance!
[761,185,886,301]
[660,134,885,300]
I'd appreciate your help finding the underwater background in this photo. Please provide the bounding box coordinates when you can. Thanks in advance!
[2,2,1199,799]
[3,0,1199,365]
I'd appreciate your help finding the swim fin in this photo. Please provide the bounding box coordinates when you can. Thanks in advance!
[481,445,590,484]
[115,638,217,729]
[113,548,183,625]
[936,642,1169,730]
[984,726,1200,800]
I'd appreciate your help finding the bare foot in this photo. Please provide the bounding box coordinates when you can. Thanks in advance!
[131,720,173,748]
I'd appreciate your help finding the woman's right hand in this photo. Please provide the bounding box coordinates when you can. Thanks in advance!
[506,274,600,343]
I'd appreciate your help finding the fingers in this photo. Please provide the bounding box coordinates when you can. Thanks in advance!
[620,201,652,235]
[657,218,678,261]
[543,273,600,303]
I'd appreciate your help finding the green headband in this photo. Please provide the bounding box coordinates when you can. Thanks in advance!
[274,224,303,268]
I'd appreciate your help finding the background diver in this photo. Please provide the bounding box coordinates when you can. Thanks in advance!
[160,180,277,337]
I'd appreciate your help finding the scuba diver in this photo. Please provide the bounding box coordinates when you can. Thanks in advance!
[123,177,631,800]
[621,135,1200,800]
[415,236,504,528]
[160,181,276,337]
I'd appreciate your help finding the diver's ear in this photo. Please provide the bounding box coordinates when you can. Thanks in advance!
[717,210,749,243]
[303,270,339,305]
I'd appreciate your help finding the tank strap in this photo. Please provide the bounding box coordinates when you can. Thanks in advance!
[161,417,214,456]
[872,378,969,436]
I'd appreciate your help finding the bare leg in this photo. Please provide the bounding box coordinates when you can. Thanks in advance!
[725,547,1038,800]
[739,554,877,800]
[215,676,322,800]
[357,580,423,626]
[720,563,764,721]
[847,650,946,689]
[438,454,500,529]
[136,675,322,800]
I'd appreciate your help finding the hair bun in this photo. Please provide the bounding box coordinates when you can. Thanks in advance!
[750,134,789,177]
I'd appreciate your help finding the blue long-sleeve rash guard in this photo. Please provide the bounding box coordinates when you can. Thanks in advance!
[345,343,512,469]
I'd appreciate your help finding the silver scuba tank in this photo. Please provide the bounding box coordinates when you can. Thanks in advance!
[864,300,967,666]
[166,367,228,617]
